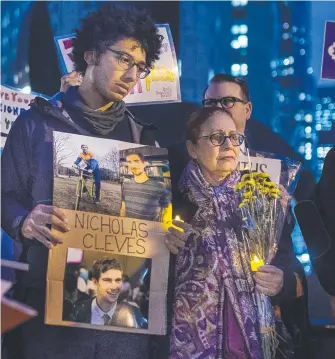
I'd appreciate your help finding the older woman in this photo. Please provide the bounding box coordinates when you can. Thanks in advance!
[167,107,294,359]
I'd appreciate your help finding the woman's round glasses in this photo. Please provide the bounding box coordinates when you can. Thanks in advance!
[198,132,245,147]
[107,48,150,79]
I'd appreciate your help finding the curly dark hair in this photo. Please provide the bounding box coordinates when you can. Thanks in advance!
[92,257,123,281]
[72,4,163,73]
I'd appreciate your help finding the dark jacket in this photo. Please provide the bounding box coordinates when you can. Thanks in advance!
[310,146,335,295]
[1,91,160,359]
[71,298,147,329]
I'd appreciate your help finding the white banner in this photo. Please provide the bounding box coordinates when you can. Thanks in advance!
[54,24,181,105]
[0,85,47,148]
[238,155,282,184]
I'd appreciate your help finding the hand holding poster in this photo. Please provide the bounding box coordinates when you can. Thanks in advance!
[54,24,181,105]
[46,133,171,335]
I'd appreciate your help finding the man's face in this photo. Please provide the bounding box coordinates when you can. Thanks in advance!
[127,154,146,177]
[88,38,147,103]
[204,82,252,132]
[81,146,88,154]
[94,269,123,304]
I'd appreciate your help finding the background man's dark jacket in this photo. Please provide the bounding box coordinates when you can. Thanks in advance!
[310,146,335,295]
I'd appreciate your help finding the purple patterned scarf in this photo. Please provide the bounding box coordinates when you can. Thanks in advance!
[170,160,264,359]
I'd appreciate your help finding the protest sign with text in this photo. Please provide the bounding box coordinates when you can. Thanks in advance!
[47,133,171,334]
[0,85,48,148]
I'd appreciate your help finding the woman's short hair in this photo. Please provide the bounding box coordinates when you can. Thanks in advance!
[186,107,234,144]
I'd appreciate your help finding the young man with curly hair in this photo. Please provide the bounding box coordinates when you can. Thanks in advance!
[1,5,165,359]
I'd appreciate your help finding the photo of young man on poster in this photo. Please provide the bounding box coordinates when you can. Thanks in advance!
[120,150,172,223]
[68,256,148,329]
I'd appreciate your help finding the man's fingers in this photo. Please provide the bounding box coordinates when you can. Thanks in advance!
[254,276,274,288]
[164,240,179,255]
[38,205,68,223]
[168,226,187,241]
[257,265,281,274]
[39,214,70,232]
[166,233,186,248]
[65,71,80,78]
[254,271,276,282]
[33,230,54,249]
[35,225,63,245]
[172,220,192,232]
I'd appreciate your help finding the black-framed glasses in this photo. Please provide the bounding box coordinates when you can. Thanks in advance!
[202,96,247,109]
[198,132,245,147]
[107,48,150,79]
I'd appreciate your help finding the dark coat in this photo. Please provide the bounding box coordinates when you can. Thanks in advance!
[1,91,159,359]
[310,146,335,295]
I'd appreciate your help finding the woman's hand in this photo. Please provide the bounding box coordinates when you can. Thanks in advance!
[60,71,82,92]
[165,220,192,254]
[254,265,284,296]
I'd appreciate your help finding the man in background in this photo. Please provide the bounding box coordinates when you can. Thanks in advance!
[120,151,172,223]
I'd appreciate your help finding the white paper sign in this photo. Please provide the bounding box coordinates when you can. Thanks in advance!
[0,85,48,148]
[238,155,282,184]
[54,24,181,105]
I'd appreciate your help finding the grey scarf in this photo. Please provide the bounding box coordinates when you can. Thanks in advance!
[62,86,126,136]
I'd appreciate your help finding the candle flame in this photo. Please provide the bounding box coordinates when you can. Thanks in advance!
[253,255,260,263]
[175,215,181,221]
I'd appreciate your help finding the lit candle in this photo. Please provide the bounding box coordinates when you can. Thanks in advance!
[250,254,264,272]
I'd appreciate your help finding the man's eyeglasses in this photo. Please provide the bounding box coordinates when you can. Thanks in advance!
[107,48,150,79]
[198,132,245,147]
[202,96,247,109]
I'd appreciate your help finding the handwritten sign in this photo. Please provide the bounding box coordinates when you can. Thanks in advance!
[54,24,181,105]
[0,85,47,147]
[321,21,335,80]
[46,209,169,335]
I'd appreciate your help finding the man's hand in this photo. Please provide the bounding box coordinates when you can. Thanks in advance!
[165,220,192,254]
[60,71,82,92]
[21,204,70,249]
[254,265,284,296]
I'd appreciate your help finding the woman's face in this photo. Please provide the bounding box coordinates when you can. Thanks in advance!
[187,113,242,182]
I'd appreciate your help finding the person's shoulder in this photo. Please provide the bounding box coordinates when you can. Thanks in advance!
[117,302,140,315]
[324,147,335,165]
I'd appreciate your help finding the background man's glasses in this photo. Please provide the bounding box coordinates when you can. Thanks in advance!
[107,48,150,79]
[202,96,247,109]
[198,132,245,147]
